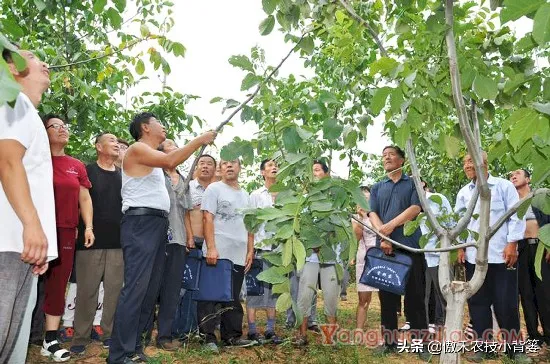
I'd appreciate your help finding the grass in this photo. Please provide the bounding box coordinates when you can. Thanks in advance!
[27,286,550,363]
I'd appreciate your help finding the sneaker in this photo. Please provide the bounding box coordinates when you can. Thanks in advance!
[292,336,308,346]
[399,322,411,332]
[91,325,104,341]
[264,331,283,345]
[225,337,257,347]
[307,324,321,333]
[102,338,111,348]
[124,354,147,363]
[156,339,182,351]
[203,342,219,354]
[428,324,436,335]
[373,344,397,357]
[70,345,85,355]
[247,332,264,342]
[41,339,71,362]
[58,327,74,343]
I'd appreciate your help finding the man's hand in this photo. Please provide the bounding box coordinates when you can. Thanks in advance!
[32,262,49,275]
[457,249,465,264]
[186,239,196,250]
[206,246,219,265]
[244,250,254,273]
[84,228,95,248]
[503,242,518,268]
[379,221,396,237]
[199,131,217,145]
[21,221,48,265]
[380,240,393,255]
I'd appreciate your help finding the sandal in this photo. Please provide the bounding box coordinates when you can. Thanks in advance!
[40,339,70,362]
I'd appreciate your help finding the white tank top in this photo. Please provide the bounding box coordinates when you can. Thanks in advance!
[121,166,170,213]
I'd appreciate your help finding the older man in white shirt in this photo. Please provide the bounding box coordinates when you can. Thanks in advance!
[455,152,530,364]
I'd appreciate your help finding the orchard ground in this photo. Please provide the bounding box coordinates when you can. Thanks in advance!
[28,286,550,363]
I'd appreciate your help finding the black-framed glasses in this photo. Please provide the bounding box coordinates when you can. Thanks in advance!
[46,123,69,131]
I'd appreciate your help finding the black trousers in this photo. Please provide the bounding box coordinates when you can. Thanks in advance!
[466,262,520,344]
[197,264,245,344]
[108,214,168,364]
[425,266,446,326]
[379,250,427,346]
[518,241,550,345]
[144,244,187,344]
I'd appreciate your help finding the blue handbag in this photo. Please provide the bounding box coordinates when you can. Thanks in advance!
[360,246,413,295]
[182,249,202,291]
[192,259,234,302]
[246,259,264,296]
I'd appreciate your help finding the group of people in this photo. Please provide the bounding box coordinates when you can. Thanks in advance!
[1,47,549,364]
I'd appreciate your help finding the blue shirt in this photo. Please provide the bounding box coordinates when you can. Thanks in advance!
[421,192,453,267]
[455,175,525,264]
[369,174,422,249]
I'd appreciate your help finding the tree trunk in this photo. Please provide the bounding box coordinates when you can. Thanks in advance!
[440,287,467,364]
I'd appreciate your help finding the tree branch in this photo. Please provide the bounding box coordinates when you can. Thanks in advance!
[182,32,310,190]
[48,37,148,70]
[449,184,480,239]
[471,100,482,151]
[488,188,549,240]
[338,0,388,57]
[405,138,446,238]
[351,216,476,253]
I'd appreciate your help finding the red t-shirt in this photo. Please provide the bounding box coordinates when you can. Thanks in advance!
[52,155,92,228]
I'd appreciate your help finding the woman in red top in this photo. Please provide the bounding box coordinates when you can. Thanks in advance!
[41,115,94,362]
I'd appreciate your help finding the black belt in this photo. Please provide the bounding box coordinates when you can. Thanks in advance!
[125,207,168,218]
[519,238,539,245]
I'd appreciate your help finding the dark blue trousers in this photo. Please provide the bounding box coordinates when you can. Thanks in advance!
[465,262,520,344]
[108,214,168,364]
[144,243,186,344]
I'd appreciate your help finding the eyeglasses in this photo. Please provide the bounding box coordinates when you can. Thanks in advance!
[46,124,69,131]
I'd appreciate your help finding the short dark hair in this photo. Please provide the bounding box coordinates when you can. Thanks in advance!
[360,185,371,193]
[260,158,274,171]
[382,145,405,159]
[521,168,531,178]
[129,112,156,141]
[41,113,63,127]
[117,138,129,147]
[313,159,329,173]
[197,154,216,167]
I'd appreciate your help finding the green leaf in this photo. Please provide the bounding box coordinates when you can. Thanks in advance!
[282,126,302,153]
[539,224,550,248]
[172,42,186,57]
[276,292,292,312]
[282,239,293,266]
[428,194,443,206]
[533,102,550,115]
[105,7,123,29]
[516,197,533,219]
[276,224,294,240]
[0,60,21,104]
[241,73,261,91]
[272,279,289,294]
[404,220,419,236]
[33,0,47,11]
[440,134,461,158]
[210,96,223,103]
[370,87,392,115]
[256,207,289,220]
[473,75,499,100]
[93,0,107,13]
[140,24,150,37]
[544,78,550,100]
[262,0,279,14]
[259,15,276,36]
[534,242,545,280]
[533,4,550,45]
[532,191,550,215]
[11,52,27,72]
[228,55,254,72]
[113,0,127,12]
[310,201,332,212]
[293,237,306,271]
[502,108,538,131]
[501,0,545,23]
[323,118,343,140]
[369,57,398,77]
[257,267,287,284]
[135,59,145,75]
[299,36,314,54]
[509,113,548,150]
